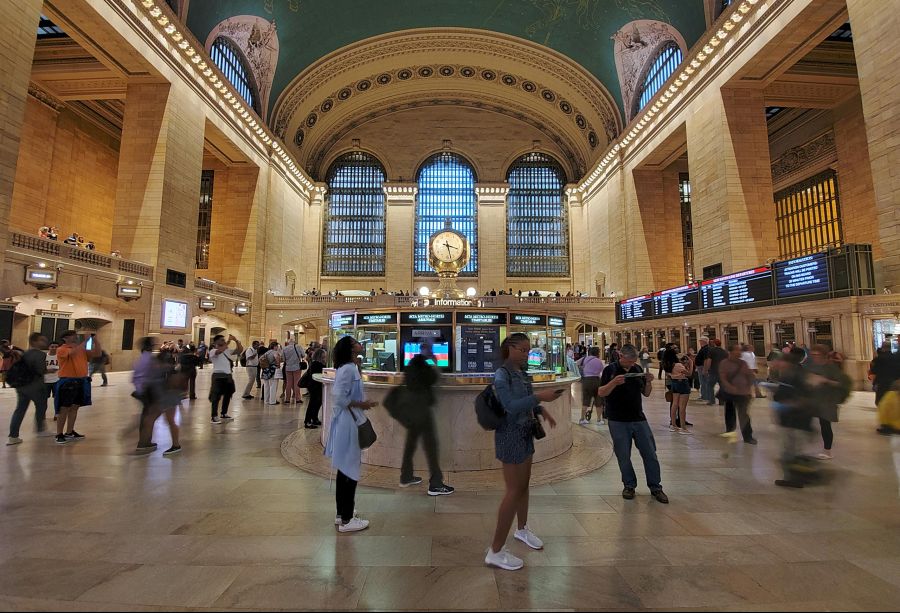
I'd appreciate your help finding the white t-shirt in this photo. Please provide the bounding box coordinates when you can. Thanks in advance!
[244,347,259,367]
[45,352,60,383]
[741,351,758,371]
[210,347,237,374]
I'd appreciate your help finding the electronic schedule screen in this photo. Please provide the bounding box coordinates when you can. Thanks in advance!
[653,284,700,317]
[775,253,830,299]
[700,266,774,312]
[616,295,653,323]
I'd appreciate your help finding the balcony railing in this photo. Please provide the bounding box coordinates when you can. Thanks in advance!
[9,232,153,279]
[266,294,614,308]
[268,295,375,305]
[195,278,252,300]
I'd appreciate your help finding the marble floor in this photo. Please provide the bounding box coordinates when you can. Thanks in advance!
[1,369,899,611]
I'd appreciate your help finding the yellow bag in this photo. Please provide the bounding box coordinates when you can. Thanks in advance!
[877,391,900,430]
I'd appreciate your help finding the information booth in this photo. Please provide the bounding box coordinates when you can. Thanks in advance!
[356,312,399,371]
[455,312,506,373]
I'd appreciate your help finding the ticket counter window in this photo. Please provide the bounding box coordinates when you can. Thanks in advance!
[873,319,899,354]
[808,321,833,350]
[685,328,698,352]
[357,328,399,371]
[748,324,766,356]
[723,326,739,348]
[670,329,682,350]
[775,323,796,348]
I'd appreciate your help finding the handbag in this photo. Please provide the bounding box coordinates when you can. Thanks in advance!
[530,412,547,440]
[353,408,377,449]
[664,390,673,403]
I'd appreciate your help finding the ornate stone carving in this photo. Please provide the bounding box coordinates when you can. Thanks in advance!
[27,82,65,111]
[612,20,688,121]
[770,131,837,186]
[205,16,279,120]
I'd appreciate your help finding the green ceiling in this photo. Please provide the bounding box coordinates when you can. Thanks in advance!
[185,0,707,118]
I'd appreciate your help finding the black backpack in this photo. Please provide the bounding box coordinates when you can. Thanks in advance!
[239,351,247,367]
[383,385,414,428]
[475,383,506,430]
[6,358,36,388]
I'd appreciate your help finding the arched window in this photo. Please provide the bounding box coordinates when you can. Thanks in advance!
[322,152,386,276]
[506,152,569,277]
[210,36,259,115]
[636,41,683,114]
[415,152,478,275]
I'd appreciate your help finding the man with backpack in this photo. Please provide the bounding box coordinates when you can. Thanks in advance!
[7,333,49,445]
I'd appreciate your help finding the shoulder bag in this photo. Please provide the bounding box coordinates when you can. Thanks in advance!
[353,407,377,449]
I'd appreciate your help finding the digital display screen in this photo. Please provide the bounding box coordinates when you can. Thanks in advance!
[330,313,354,329]
[458,312,506,325]
[653,284,700,317]
[400,312,452,325]
[700,266,774,311]
[527,348,546,368]
[403,342,450,367]
[775,253,830,298]
[617,295,653,323]
[161,299,188,328]
[511,314,547,326]
[358,312,398,325]
[458,325,501,373]
[548,316,566,328]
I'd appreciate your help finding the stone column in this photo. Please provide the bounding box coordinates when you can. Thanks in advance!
[113,82,205,334]
[383,183,417,294]
[632,168,683,291]
[475,184,509,294]
[300,182,325,294]
[567,187,586,294]
[0,0,43,270]
[686,88,777,276]
[846,0,900,291]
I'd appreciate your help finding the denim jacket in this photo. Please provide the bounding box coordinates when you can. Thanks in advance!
[494,363,542,427]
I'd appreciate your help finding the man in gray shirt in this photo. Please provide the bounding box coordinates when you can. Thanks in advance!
[7,333,49,445]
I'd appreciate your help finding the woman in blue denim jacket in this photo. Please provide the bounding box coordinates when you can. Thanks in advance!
[485,333,560,571]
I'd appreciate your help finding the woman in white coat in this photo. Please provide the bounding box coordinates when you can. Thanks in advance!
[324,336,377,532]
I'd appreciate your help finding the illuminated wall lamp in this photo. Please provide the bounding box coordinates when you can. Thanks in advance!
[25,265,57,288]
[116,282,142,301]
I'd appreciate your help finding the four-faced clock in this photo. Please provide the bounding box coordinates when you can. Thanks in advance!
[430,231,466,265]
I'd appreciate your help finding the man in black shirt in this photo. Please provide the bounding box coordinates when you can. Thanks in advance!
[704,339,728,406]
[696,336,711,402]
[599,344,668,504]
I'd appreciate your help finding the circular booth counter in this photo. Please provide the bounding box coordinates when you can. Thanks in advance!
[315,372,577,471]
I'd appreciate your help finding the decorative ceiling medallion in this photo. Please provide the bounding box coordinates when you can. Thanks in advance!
[294,128,304,146]
[297,64,600,152]
[305,112,318,127]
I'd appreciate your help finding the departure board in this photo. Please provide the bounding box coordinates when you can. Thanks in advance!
[653,284,700,317]
[700,266,774,311]
[617,295,654,323]
[775,253,830,299]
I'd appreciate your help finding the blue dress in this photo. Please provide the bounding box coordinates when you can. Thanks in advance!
[324,364,366,481]
[493,364,541,465]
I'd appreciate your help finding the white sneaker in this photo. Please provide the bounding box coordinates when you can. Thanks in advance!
[211,416,220,424]
[484,546,524,570]
[815,451,833,460]
[669,425,678,432]
[597,419,606,425]
[334,509,358,525]
[514,526,544,550]
[678,428,693,435]
[6,437,23,446]
[337,517,369,533]
[578,419,589,425]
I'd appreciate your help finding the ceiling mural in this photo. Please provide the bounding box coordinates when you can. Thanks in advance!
[184,0,706,116]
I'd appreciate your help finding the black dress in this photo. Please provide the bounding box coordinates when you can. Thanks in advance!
[304,361,325,425]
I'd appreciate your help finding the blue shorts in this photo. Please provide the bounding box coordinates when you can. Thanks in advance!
[670,379,692,395]
[56,377,92,408]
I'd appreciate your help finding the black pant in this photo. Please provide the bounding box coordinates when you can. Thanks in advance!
[210,374,234,417]
[305,386,322,424]
[819,418,833,450]
[336,470,357,523]
[187,370,197,398]
[401,414,443,488]
[724,396,754,441]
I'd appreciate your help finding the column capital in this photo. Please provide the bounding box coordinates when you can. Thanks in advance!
[566,184,583,207]
[311,182,327,206]
[383,182,417,205]
[475,183,509,205]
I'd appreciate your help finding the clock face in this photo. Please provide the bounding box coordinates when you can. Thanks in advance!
[431,231,466,263]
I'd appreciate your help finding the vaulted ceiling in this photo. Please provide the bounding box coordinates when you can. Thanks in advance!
[184,0,707,118]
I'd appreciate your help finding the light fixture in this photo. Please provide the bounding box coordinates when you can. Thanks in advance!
[419,286,430,297]
[466,287,477,297]
[37,262,47,268]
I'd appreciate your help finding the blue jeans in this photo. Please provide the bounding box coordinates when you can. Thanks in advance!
[608,420,662,491]
[702,372,718,404]
[9,388,48,438]
[698,370,710,401]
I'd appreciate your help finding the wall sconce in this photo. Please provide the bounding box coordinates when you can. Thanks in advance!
[116,282,142,300]
[25,265,58,289]
[199,297,216,311]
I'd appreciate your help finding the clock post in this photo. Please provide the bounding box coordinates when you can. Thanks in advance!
[428,219,470,299]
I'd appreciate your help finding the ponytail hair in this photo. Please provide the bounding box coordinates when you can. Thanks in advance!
[501,332,530,360]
